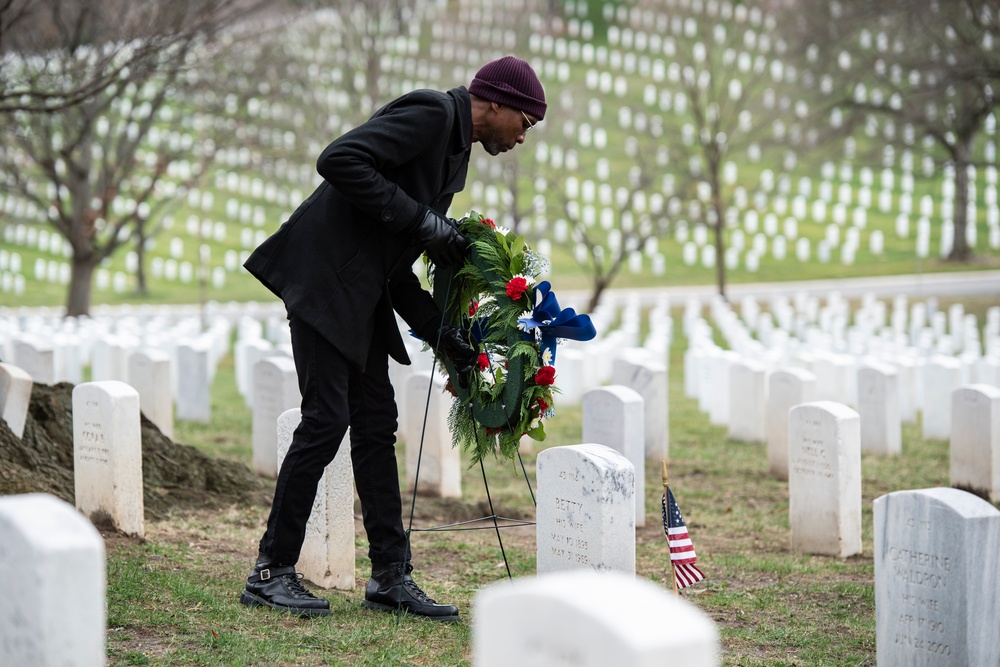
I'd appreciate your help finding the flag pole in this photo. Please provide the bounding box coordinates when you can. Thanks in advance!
[662,460,679,595]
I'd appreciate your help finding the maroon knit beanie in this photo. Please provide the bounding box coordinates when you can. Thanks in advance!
[468,56,547,120]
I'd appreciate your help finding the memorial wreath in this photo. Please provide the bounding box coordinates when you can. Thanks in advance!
[429,211,596,464]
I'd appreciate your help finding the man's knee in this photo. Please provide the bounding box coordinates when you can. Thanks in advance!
[293,411,350,460]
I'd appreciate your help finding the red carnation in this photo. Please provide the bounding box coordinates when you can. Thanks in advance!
[468,300,479,317]
[506,276,529,300]
[477,352,490,371]
[482,217,496,228]
[537,397,550,411]
[534,366,556,386]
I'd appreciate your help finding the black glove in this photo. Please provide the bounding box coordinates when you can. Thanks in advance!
[435,324,478,381]
[412,209,469,267]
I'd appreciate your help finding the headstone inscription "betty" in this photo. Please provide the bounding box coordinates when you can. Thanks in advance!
[536,444,635,575]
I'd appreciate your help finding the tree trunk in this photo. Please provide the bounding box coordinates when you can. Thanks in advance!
[588,276,610,313]
[66,255,98,317]
[708,156,728,301]
[711,221,726,300]
[948,139,973,262]
[135,254,148,295]
[134,229,149,295]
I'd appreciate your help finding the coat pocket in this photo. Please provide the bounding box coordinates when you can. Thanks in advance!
[333,227,375,285]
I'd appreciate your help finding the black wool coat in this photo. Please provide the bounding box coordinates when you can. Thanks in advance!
[244,86,473,370]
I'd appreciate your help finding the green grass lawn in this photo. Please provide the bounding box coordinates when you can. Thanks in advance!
[100,328,986,666]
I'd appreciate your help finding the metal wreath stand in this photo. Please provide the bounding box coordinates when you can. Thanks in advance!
[398,266,538,618]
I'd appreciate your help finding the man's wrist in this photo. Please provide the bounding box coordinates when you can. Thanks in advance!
[403,205,430,235]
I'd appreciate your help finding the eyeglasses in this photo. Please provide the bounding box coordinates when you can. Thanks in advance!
[520,109,536,135]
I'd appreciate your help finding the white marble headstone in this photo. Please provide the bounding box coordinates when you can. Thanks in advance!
[707,351,738,426]
[553,347,586,405]
[788,401,862,557]
[695,346,719,414]
[684,345,706,399]
[90,336,129,382]
[582,385,646,527]
[974,356,999,388]
[0,362,32,439]
[234,336,273,406]
[12,338,55,386]
[766,367,816,480]
[52,333,84,385]
[404,371,461,498]
[175,341,211,423]
[276,409,355,590]
[923,356,962,439]
[611,352,669,461]
[252,355,300,478]
[0,494,106,667]
[857,361,902,455]
[473,570,720,667]
[127,348,174,439]
[728,359,767,443]
[73,381,144,538]
[950,384,1000,503]
[812,353,854,406]
[894,355,919,423]
[536,444,635,575]
[874,488,1000,666]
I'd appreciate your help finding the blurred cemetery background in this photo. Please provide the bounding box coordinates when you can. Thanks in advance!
[1,0,998,318]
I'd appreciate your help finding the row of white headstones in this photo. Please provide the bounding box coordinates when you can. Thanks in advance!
[1,361,998,665]
[2,284,997,454]
[1,286,999,664]
[5,142,998,291]
[3,286,998,482]
[684,291,1000,445]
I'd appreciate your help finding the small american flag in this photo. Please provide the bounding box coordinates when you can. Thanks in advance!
[662,488,705,590]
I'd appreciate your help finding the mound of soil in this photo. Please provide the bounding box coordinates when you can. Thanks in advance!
[0,383,271,520]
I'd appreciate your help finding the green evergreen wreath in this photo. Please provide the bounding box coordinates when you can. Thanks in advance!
[430,211,556,464]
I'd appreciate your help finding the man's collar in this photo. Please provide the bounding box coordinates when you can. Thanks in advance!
[449,86,473,151]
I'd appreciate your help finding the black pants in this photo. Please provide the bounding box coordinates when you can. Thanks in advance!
[259,316,408,565]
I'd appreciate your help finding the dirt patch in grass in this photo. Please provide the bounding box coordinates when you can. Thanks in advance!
[109,624,181,660]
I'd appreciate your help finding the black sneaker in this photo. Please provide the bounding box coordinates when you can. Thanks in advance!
[363,561,460,622]
[239,558,330,617]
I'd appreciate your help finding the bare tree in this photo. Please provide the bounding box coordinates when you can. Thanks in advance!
[791,0,1000,261]
[547,138,672,312]
[532,1,804,306]
[0,0,265,315]
[626,0,808,300]
[465,148,543,238]
[502,159,532,235]
[2,0,133,113]
[1,0,235,114]
[271,0,410,123]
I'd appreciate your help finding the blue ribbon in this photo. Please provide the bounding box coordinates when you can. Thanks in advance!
[517,281,597,364]
[469,316,490,344]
